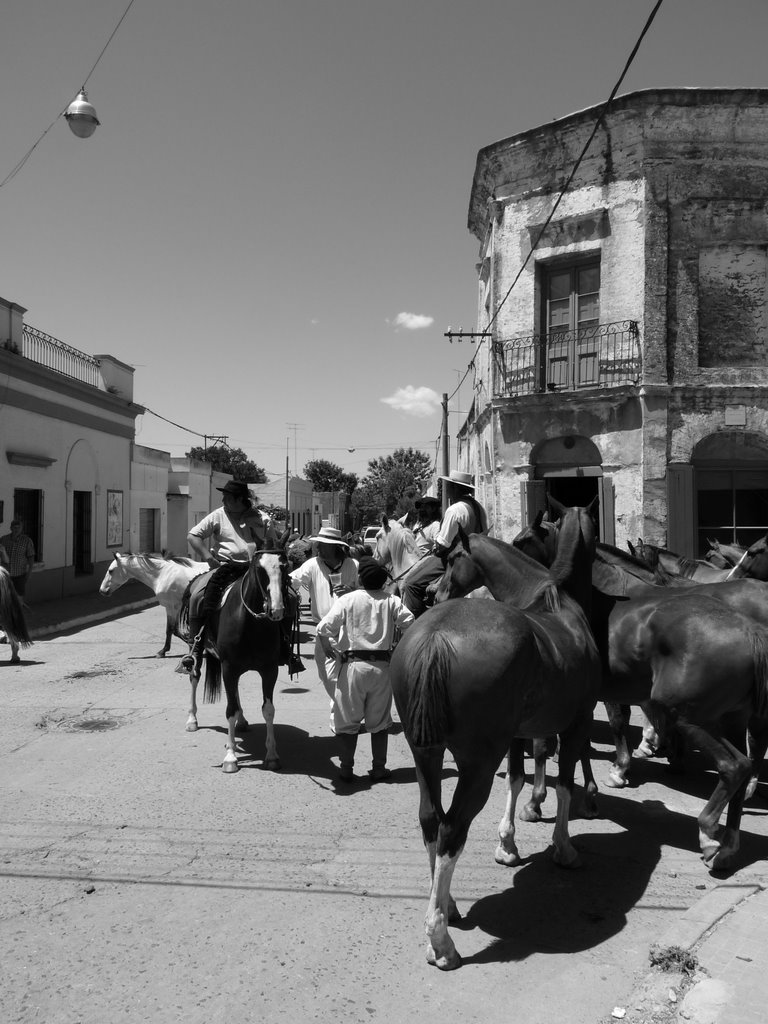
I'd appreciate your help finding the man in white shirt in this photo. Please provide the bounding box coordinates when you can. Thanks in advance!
[316,556,414,782]
[401,471,488,617]
[411,495,441,557]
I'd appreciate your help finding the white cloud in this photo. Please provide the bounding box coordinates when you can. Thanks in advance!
[392,311,434,331]
[381,385,442,418]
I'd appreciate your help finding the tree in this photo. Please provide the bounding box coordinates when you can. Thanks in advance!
[351,447,433,523]
[187,445,267,483]
[302,459,358,495]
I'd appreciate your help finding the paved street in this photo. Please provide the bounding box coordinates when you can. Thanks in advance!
[2,604,768,1024]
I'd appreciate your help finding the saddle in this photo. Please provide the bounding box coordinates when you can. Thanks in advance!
[180,563,248,640]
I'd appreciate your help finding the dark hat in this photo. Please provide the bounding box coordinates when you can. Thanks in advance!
[217,480,251,501]
[357,556,388,590]
[414,494,441,509]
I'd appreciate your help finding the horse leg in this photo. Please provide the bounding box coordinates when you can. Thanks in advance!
[579,738,599,819]
[157,617,173,658]
[185,668,200,732]
[746,717,768,801]
[412,747,459,923]
[635,705,659,758]
[603,702,633,787]
[261,667,280,771]
[426,757,500,970]
[497,740,526,864]
[10,638,20,664]
[221,663,242,774]
[672,713,751,870]
[519,736,555,823]
[551,716,593,868]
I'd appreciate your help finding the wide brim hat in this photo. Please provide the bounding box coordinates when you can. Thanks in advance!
[414,494,441,508]
[217,480,251,500]
[309,526,350,548]
[438,470,475,490]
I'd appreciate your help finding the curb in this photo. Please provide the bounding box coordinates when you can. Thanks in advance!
[28,598,158,639]
[609,883,765,1023]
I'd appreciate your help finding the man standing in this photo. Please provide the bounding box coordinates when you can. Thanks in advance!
[0,519,35,598]
[401,471,488,617]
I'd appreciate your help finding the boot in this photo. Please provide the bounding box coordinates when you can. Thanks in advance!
[179,619,204,673]
[337,732,358,781]
[369,731,391,781]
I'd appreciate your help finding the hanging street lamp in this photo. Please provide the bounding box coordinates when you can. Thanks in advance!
[64,90,100,139]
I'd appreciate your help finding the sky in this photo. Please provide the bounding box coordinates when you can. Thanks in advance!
[2,0,767,491]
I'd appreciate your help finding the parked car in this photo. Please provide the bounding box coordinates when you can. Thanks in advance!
[362,525,381,548]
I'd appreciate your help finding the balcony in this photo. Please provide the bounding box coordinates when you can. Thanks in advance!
[19,324,101,388]
[493,319,641,398]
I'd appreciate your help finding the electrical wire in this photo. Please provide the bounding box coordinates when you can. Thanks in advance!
[0,0,138,190]
[446,0,666,403]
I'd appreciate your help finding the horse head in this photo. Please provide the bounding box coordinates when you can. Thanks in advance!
[99,551,130,595]
[434,530,484,603]
[727,532,768,582]
[250,548,288,622]
[513,511,556,567]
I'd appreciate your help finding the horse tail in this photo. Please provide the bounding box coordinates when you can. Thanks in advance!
[751,631,768,720]
[203,654,222,704]
[405,631,455,748]
[0,570,31,647]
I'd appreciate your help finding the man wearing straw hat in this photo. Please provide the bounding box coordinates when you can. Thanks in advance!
[401,470,488,617]
[289,525,359,689]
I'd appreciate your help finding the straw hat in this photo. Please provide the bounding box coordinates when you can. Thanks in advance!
[309,526,350,548]
[438,470,475,490]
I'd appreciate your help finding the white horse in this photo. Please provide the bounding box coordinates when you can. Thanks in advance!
[373,517,422,592]
[99,552,208,658]
[0,566,32,663]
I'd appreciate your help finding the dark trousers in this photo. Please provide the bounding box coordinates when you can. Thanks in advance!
[401,554,444,618]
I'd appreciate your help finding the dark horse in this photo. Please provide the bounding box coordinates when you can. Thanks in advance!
[390,505,600,970]
[513,508,768,873]
[183,544,291,773]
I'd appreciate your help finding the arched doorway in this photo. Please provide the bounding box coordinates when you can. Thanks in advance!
[692,431,768,553]
[522,435,614,543]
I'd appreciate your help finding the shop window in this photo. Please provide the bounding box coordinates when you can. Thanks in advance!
[696,468,768,554]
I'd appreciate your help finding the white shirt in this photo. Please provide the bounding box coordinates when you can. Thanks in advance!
[413,520,440,556]
[289,556,358,623]
[435,498,488,550]
[316,587,414,654]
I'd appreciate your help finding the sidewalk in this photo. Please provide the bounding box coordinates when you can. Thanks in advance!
[21,581,157,639]
[614,879,768,1024]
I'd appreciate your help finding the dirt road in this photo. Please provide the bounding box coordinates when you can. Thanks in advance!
[2,605,767,1024]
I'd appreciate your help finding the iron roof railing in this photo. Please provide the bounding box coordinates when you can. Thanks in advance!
[20,324,101,388]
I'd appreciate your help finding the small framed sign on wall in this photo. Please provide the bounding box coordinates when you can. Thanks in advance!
[106,490,123,547]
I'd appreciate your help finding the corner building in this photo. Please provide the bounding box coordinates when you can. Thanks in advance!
[461,88,768,555]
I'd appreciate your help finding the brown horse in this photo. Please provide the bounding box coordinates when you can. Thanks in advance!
[390,505,600,970]
[0,567,31,663]
[513,511,768,873]
[183,543,292,773]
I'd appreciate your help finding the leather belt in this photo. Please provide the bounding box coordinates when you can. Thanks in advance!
[344,650,391,663]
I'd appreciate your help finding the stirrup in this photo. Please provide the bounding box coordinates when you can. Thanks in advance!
[288,654,306,675]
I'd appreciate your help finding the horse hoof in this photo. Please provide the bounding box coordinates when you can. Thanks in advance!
[222,756,239,774]
[235,721,250,734]
[263,758,281,772]
[519,805,542,823]
[185,720,198,733]
[553,847,581,869]
[494,844,521,867]
[635,740,656,758]
[426,946,462,971]
[155,652,166,659]
[605,771,628,789]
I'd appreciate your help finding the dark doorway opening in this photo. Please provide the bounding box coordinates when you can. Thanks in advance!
[545,476,600,538]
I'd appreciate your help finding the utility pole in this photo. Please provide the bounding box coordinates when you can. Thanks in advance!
[285,423,305,531]
[441,392,449,514]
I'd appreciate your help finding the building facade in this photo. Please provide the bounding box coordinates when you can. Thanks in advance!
[460,88,768,555]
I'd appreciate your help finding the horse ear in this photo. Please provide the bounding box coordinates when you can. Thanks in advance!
[586,495,599,516]
[627,541,636,556]
[532,510,544,529]
[457,524,471,551]
[381,514,389,528]
[278,527,291,548]
[547,495,566,518]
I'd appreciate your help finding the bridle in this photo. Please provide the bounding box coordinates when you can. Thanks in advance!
[238,550,287,620]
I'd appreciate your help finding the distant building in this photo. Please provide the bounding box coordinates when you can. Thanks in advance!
[0,296,144,600]
[460,88,768,555]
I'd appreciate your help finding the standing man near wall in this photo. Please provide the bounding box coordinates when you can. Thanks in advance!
[0,519,35,598]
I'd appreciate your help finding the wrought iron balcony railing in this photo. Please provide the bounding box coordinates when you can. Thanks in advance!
[493,319,641,398]
[19,324,101,388]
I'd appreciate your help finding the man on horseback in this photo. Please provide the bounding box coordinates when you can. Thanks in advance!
[180,480,304,674]
[401,471,488,617]
[411,494,441,556]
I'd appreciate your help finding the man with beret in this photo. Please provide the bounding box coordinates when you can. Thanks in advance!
[401,471,488,618]
[316,555,414,782]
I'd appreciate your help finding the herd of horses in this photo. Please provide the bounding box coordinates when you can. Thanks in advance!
[5,512,768,971]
